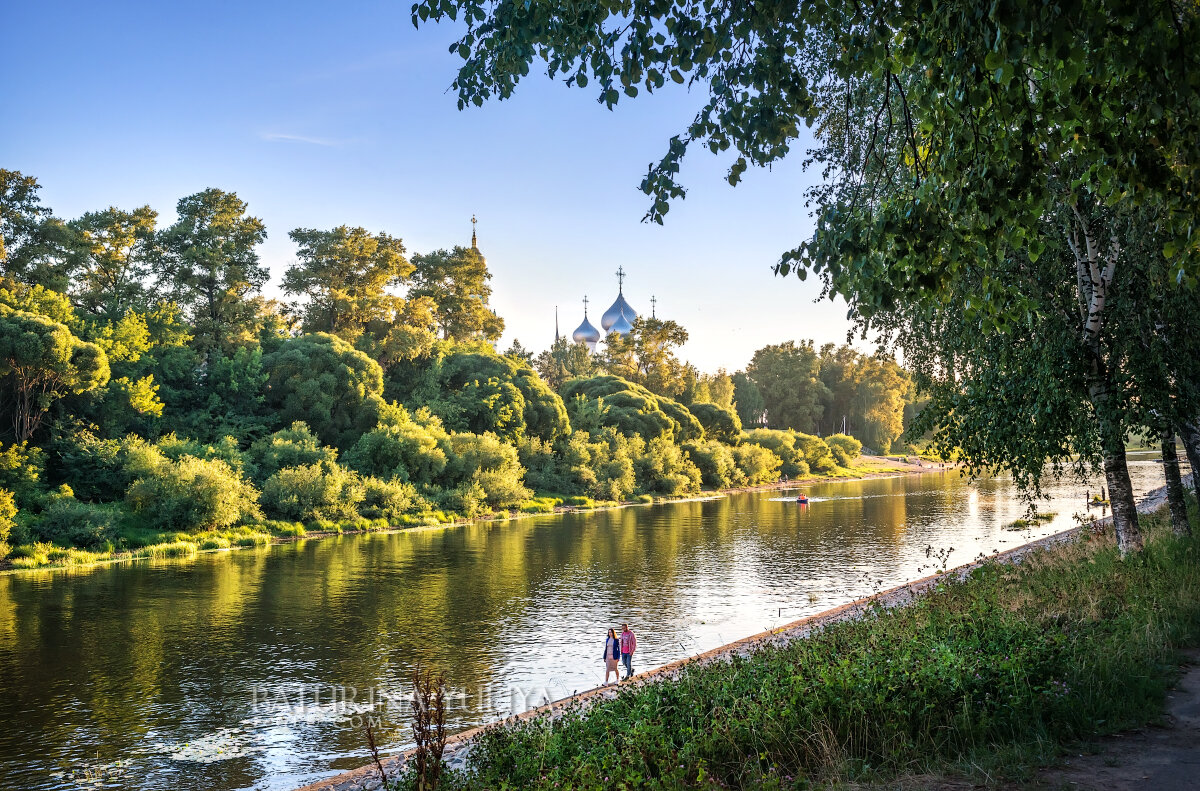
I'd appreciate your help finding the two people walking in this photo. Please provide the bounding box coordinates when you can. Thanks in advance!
[603,623,637,684]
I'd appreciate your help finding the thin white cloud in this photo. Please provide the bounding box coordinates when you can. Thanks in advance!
[260,132,348,147]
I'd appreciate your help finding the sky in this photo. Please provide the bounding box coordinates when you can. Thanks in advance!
[2,0,862,372]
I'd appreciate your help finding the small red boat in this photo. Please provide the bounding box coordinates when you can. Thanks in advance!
[796,495,809,504]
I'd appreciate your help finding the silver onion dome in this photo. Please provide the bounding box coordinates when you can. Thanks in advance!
[600,293,637,331]
[601,266,638,331]
[608,311,634,336]
[571,297,602,352]
[573,315,601,345]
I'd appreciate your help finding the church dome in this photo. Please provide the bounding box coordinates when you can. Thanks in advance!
[601,292,637,331]
[573,315,601,345]
[608,311,634,336]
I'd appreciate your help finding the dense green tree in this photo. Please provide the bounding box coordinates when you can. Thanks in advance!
[731,443,781,485]
[262,332,386,449]
[503,338,534,365]
[261,461,364,522]
[49,429,138,502]
[0,487,14,548]
[824,434,863,467]
[111,302,196,436]
[742,429,807,478]
[746,341,827,433]
[688,368,735,411]
[156,189,268,359]
[563,374,701,442]
[600,317,689,398]
[344,407,450,486]
[66,206,158,319]
[631,435,701,495]
[0,300,109,443]
[0,441,44,511]
[283,225,417,338]
[851,355,910,454]
[516,428,637,500]
[248,422,339,482]
[410,246,504,342]
[441,431,530,509]
[688,402,741,445]
[731,371,765,429]
[0,169,73,291]
[534,337,596,391]
[65,311,165,437]
[399,349,570,444]
[34,491,119,548]
[683,439,743,490]
[817,345,861,436]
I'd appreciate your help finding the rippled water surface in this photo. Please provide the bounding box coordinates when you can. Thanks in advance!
[0,456,1170,790]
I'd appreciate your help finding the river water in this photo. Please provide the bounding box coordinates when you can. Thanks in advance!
[0,454,1171,791]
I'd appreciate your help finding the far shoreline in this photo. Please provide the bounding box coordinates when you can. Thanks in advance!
[0,455,933,576]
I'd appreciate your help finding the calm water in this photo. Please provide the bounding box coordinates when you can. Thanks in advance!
[0,456,1170,791]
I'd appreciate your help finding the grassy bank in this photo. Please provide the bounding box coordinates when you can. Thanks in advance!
[405,500,1200,790]
[1,457,913,573]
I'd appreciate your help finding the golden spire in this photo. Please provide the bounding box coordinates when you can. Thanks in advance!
[471,214,478,250]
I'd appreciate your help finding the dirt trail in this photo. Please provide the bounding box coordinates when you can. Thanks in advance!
[1025,651,1200,791]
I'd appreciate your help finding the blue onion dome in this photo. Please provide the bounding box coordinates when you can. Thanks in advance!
[608,311,634,336]
[573,315,601,344]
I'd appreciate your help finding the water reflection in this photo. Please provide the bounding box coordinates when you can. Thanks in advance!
[0,463,1170,791]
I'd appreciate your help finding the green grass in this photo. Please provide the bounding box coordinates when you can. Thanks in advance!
[518,496,563,514]
[136,540,198,559]
[1006,512,1058,530]
[412,501,1200,791]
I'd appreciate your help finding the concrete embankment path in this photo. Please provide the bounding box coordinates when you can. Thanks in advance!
[295,486,1176,791]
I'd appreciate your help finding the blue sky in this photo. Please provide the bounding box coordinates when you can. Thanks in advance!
[3,0,859,371]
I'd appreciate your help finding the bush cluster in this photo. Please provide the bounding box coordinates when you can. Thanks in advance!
[5,367,864,563]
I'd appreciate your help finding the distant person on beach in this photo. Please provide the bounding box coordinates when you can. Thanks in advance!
[603,628,621,684]
[620,623,637,680]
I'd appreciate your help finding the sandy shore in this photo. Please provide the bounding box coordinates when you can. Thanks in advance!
[294,478,1166,791]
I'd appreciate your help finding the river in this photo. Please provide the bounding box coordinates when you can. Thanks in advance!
[0,454,1170,791]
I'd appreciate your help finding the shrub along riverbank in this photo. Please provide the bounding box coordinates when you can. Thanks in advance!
[396,499,1200,790]
[0,450,908,573]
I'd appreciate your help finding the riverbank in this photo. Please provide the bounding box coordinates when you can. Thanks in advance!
[0,455,922,575]
[298,485,1198,791]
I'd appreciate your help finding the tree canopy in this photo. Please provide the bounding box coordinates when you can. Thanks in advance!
[400,349,570,444]
[1,286,110,442]
[746,341,827,433]
[284,226,413,336]
[262,332,386,449]
[600,316,690,398]
[410,246,504,342]
[156,189,268,359]
[562,374,702,442]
